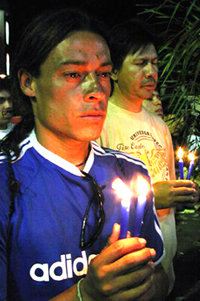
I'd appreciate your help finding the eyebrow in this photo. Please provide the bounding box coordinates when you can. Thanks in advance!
[58,60,113,68]
[134,55,158,60]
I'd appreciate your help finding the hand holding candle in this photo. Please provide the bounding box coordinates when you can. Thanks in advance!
[186,153,195,180]
[112,178,133,239]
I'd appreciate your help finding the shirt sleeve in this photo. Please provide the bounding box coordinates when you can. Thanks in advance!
[164,124,176,180]
[123,159,165,266]
[140,189,165,265]
[0,164,10,300]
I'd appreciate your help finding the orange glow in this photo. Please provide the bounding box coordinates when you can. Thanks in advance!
[188,152,195,162]
[112,178,132,206]
[136,176,149,197]
[177,147,184,160]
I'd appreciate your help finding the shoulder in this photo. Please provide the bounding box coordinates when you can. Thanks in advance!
[92,141,150,176]
[143,108,171,131]
[0,134,32,164]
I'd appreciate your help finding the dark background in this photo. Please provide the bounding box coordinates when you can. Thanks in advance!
[2,0,161,54]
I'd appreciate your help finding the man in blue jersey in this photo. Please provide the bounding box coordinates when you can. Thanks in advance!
[0,8,167,301]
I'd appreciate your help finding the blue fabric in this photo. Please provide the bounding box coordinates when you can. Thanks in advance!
[0,134,164,300]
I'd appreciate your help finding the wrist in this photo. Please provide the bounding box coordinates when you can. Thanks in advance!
[77,278,84,301]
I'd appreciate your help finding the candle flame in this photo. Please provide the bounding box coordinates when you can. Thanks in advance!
[112,178,132,205]
[136,176,149,197]
[177,147,184,159]
[188,152,195,162]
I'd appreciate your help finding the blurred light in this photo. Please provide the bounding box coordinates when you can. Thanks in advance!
[5,21,9,45]
[6,52,10,75]
[0,74,6,78]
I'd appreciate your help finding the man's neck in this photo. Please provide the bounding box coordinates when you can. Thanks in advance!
[110,86,143,113]
[35,127,90,167]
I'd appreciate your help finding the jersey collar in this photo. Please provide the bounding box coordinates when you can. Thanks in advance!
[29,130,94,176]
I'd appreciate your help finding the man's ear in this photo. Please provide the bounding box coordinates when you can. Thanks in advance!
[18,69,36,97]
[111,69,118,82]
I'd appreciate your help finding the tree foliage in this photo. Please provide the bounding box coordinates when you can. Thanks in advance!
[139,0,200,180]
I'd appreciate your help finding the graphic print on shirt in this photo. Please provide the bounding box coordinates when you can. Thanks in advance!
[30,251,97,282]
[115,130,169,182]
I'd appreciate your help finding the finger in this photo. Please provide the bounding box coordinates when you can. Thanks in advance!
[172,186,197,196]
[105,248,156,275]
[101,262,154,295]
[95,237,147,266]
[173,180,194,188]
[172,195,198,205]
[107,223,120,246]
[106,271,154,301]
[127,231,131,238]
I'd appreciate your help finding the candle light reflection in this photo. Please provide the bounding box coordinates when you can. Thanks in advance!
[186,152,195,180]
[133,176,149,237]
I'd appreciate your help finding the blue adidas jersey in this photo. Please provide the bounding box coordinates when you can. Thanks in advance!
[0,131,164,301]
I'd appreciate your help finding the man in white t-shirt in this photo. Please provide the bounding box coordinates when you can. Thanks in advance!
[0,77,14,140]
[100,18,199,294]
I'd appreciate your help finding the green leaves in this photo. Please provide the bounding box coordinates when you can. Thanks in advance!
[139,0,200,179]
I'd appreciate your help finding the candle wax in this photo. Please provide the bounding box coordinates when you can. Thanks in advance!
[179,159,184,180]
[186,161,194,180]
[133,194,146,237]
[119,199,130,239]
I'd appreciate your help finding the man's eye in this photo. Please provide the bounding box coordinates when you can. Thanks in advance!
[97,71,111,78]
[0,97,6,104]
[134,60,145,66]
[64,72,82,79]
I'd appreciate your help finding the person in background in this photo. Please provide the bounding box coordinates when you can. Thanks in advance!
[0,77,14,139]
[143,91,163,119]
[0,9,167,301]
[99,18,199,295]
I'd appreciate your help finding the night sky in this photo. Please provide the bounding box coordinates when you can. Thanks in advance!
[8,0,138,51]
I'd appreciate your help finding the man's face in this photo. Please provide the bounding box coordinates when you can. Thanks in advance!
[31,31,112,142]
[0,90,13,129]
[115,43,158,101]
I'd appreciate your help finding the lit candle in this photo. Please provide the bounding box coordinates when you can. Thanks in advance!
[133,177,149,237]
[112,178,133,239]
[177,147,184,179]
[186,153,195,180]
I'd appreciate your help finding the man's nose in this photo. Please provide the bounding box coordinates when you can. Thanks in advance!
[144,62,157,78]
[4,99,12,108]
[82,73,105,102]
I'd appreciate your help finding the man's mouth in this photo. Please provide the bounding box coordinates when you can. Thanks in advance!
[79,110,105,119]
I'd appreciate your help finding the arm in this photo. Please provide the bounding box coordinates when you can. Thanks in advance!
[154,126,199,210]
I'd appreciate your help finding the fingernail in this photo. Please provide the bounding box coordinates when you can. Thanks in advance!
[138,238,146,245]
[150,249,156,257]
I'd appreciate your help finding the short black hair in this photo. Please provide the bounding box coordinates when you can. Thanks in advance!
[109,18,160,70]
